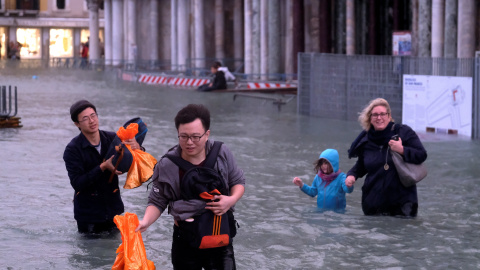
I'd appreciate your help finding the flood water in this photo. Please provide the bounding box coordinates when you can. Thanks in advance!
[1,68,480,269]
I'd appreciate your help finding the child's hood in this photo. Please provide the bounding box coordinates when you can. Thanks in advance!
[319,149,340,173]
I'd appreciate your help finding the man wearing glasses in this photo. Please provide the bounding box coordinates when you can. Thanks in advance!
[63,100,140,234]
[136,104,245,269]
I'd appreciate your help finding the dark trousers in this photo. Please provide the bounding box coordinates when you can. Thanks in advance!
[171,225,236,270]
[197,84,216,92]
[77,220,117,234]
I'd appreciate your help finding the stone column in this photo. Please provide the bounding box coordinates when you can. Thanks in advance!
[306,0,320,52]
[319,0,332,53]
[42,28,50,61]
[346,0,355,55]
[368,0,377,55]
[244,0,253,75]
[252,0,261,77]
[194,0,205,70]
[233,0,243,70]
[112,0,124,65]
[260,0,268,78]
[285,0,294,76]
[268,0,280,77]
[335,0,345,54]
[8,27,16,46]
[123,0,128,58]
[292,0,304,73]
[417,0,431,57]
[215,0,225,61]
[457,0,476,58]
[150,0,159,62]
[87,0,100,62]
[177,0,189,70]
[73,28,81,59]
[126,0,136,65]
[171,0,178,70]
[431,0,444,57]
[104,0,112,65]
[358,0,367,54]
[444,0,457,58]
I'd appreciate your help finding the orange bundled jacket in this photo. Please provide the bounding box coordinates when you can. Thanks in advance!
[112,212,155,270]
[116,123,157,189]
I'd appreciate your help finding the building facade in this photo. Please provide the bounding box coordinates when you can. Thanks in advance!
[0,0,104,60]
[1,0,480,75]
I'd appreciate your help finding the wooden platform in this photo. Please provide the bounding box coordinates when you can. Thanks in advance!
[0,117,23,128]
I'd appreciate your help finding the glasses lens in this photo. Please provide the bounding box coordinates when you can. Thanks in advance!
[371,113,388,118]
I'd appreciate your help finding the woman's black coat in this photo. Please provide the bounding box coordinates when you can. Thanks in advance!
[347,122,427,216]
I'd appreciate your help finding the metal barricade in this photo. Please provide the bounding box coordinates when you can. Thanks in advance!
[0,85,22,128]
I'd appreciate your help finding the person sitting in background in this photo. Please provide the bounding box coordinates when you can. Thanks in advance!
[197,62,227,92]
[217,62,236,82]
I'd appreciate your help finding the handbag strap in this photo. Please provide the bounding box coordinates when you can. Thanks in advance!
[385,123,401,170]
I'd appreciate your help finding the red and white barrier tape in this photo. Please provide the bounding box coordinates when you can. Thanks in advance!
[247,82,296,89]
[138,74,209,87]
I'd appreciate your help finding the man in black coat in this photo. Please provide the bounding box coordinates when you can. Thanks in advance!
[63,100,140,233]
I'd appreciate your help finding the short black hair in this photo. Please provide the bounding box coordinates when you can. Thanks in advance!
[70,100,96,122]
[174,104,210,131]
[212,61,222,69]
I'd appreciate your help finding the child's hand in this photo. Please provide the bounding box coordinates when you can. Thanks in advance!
[345,175,355,187]
[293,177,303,187]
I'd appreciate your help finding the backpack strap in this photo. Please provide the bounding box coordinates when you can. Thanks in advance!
[165,141,224,170]
[204,141,223,169]
[165,154,195,171]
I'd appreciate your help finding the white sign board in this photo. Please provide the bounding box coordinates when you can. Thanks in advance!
[402,74,472,137]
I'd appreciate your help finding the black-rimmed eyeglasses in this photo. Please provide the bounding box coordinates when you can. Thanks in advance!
[178,131,207,142]
[79,113,98,123]
[370,112,389,119]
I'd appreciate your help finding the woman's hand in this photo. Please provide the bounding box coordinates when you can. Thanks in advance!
[293,177,303,187]
[345,175,356,188]
[389,137,404,155]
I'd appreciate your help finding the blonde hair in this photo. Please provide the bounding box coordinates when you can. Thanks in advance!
[358,98,394,130]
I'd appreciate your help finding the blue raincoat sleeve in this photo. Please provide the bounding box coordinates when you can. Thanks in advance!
[300,175,320,197]
[340,173,354,194]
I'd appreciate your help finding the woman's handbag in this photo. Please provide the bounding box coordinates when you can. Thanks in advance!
[390,148,427,187]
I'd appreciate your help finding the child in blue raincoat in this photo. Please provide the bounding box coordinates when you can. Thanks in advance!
[293,149,353,213]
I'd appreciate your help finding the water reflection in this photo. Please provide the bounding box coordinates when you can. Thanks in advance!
[69,234,120,269]
[0,68,479,269]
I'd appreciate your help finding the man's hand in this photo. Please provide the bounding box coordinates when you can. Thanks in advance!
[100,155,122,174]
[136,219,149,233]
[123,138,141,151]
[205,195,235,216]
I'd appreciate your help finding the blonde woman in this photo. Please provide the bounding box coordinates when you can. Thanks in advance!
[345,98,427,217]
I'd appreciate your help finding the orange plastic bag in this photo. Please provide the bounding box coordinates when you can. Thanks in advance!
[116,123,157,189]
[112,212,155,270]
